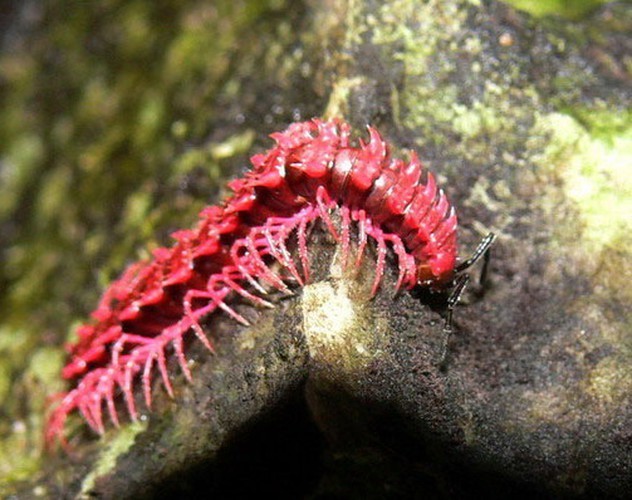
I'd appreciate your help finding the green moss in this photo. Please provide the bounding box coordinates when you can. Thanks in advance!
[0,134,44,218]
[530,110,631,369]
[365,0,629,268]
[0,0,297,484]
[502,0,609,20]
[0,337,62,488]
[451,101,503,139]
[567,105,632,143]
[367,0,540,167]
[324,77,367,120]
[534,112,632,253]
[352,2,630,416]
[80,421,147,496]
[369,0,466,143]
[27,348,66,391]
[0,364,9,414]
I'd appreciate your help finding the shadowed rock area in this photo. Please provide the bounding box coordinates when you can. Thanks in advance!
[0,0,629,498]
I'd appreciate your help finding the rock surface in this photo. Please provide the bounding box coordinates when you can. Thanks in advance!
[0,0,629,498]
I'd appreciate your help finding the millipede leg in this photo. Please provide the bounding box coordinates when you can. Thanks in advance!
[340,205,351,269]
[221,273,274,308]
[353,209,368,270]
[244,235,291,294]
[297,214,311,282]
[104,380,120,428]
[371,231,388,296]
[262,223,303,285]
[316,186,339,241]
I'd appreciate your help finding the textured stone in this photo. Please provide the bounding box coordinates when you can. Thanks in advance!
[1,0,629,497]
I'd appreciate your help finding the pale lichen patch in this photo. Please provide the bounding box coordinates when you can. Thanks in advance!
[302,280,358,356]
[301,246,386,372]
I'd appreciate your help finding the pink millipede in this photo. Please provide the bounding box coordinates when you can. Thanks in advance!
[45,118,494,448]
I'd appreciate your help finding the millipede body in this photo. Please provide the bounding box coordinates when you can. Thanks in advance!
[46,118,463,447]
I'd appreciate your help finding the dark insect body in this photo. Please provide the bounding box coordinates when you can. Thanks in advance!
[46,118,492,448]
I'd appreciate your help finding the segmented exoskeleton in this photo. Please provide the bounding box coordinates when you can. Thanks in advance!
[46,119,492,447]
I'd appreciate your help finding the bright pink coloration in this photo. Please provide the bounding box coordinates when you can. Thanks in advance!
[45,119,457,447]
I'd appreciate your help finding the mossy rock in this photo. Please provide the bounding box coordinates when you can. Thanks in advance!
[1,0,629,497]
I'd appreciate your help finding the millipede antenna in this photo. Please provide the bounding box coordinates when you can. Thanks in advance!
[455,232,496,285]
[438,232,496,369]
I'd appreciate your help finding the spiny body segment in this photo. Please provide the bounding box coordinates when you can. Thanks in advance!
[46,119,458,447]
